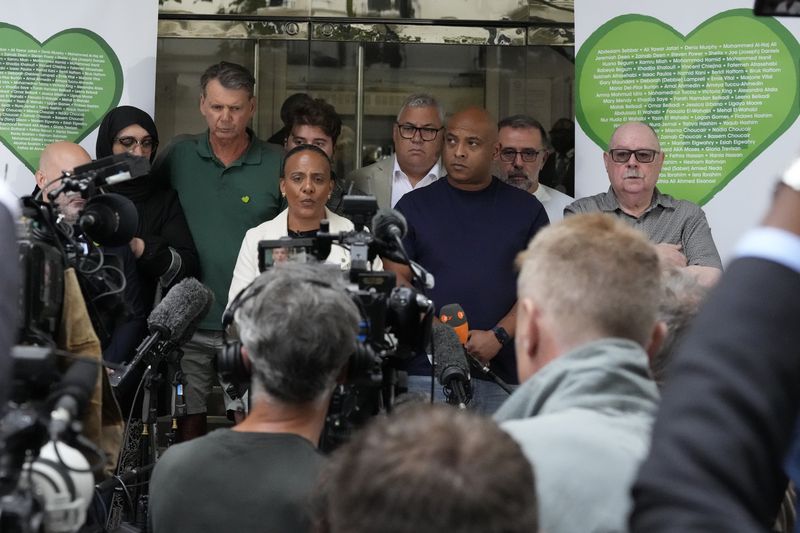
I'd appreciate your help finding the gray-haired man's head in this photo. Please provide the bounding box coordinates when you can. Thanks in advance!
[393,93,445,180]
[233,262,360,404]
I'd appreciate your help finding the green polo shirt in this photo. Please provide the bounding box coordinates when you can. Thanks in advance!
[154,130,282,329]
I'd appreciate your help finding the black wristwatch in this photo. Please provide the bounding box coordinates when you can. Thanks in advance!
[492,326,511,346]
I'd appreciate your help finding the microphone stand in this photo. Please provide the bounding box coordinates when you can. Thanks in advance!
[106,343,185,531]
[467,355,514,395]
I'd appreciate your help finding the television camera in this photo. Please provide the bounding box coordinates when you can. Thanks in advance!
[2,153,147,532]
[218,194,436,451]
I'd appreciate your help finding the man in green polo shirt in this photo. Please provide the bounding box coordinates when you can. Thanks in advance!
[154,61,282,441]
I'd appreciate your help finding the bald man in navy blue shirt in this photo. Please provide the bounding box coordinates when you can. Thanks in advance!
[385,107,549,415]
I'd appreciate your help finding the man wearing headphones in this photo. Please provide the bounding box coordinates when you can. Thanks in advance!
[148,262,360,533]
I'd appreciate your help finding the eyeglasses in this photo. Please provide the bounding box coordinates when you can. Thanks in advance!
[608,149,658,163]
[499,148,541,163]
[114,136,157,151]
[396,123,442,141]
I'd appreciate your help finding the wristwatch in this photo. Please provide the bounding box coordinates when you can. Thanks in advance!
[492,326,511,346]
[782,158,800,191]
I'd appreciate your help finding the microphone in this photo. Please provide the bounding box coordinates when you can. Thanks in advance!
[372,209,435,289]
[371,208,407,242]
[110,278,214,390]
[439,303,469,345]
[439,303,515,396]
[371,208,408,258]
[47,358,98,440]
[78,192,139,246]
[431,320,472,408]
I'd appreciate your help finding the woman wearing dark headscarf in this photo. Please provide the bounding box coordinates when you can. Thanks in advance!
[96,105,200,311]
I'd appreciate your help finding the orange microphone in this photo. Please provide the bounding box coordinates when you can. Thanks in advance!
[439,303,469,345]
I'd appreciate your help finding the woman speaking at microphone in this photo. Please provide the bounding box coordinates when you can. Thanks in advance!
[96,105,199,312]
[228,144,377,306]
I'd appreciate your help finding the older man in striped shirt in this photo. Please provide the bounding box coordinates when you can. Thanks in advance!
[566,121,722,286]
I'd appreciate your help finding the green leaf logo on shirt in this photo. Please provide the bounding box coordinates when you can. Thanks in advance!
[0,24,123,172]
[576,9,800,205]
[241,195,250,204]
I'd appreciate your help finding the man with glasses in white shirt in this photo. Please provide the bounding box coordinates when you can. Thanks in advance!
[347,93,446,209]
[566,121,722,286]
[494,115,573,222]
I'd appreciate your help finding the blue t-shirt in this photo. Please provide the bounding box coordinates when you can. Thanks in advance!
[396,176,549,383]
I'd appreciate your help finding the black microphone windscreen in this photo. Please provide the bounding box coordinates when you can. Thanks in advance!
[147,278,214,345]
[48,358,98,414]
[371,208,408,242]
[431,320,470,383]
[79,193,138,246]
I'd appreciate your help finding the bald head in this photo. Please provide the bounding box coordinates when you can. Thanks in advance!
[37,142,92,188]
[443,107,499,190]
[609,121,661,151]
[36,142,92,223]
[447,107,498,144]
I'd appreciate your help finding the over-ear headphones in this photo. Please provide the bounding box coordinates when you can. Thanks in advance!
[217,281,264,399]
[216,274,339,398]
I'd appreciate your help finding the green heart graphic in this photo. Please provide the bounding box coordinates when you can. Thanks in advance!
[0,24,123,172]
[576,9,800,205]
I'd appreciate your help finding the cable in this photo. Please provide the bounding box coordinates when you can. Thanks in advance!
[92,486,109,526]
[75,238,106,275]
[117,367,149,477]
[49,434,106,474]
[88,263,127,302]
[114,475,135,517]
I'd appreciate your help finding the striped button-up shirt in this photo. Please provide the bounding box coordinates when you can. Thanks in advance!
[565,187,722,269]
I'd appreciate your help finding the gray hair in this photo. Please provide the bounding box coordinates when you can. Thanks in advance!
[651,267,708,386]
[200,61,256,98]
[498,114,552,151]
[397,93,445,125]
[234,262,360,404]
[517,213,662,347]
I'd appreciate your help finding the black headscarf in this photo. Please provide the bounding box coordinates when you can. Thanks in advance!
[96,105,159,162]
[96,106,160,202]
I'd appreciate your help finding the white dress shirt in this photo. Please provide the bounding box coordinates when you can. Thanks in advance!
[390,157,442,208]
[533,183,573,223]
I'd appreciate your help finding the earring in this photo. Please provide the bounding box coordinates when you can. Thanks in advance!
[282,193,286,198]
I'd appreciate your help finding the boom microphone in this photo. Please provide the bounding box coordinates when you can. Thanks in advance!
[371,208,407,242]
[47,358,98,440]
[431,320,472,408]
[372,208,435,289]
[78,193,139,246]
[110,278,214,390]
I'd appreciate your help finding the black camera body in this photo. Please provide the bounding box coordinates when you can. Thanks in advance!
[218,194,434,450]
[3,153,147,532]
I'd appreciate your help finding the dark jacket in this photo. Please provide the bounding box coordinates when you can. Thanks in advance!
[110,174,200,310]
[96,105,200,310]
[631,257,800,532]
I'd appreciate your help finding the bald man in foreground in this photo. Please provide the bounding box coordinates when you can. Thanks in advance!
[385,106,549,414]
[35,141,147,365]
[566,121,722,286]
[35,141,94,224]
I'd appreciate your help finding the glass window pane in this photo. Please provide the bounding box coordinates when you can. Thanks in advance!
[155,39,255,144]
[258,40,358,178]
